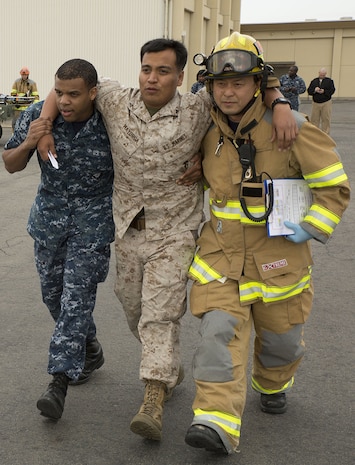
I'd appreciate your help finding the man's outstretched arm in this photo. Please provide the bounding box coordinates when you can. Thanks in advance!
[264,87,298,151]
[3,118,52,173]
[37,89,58,160]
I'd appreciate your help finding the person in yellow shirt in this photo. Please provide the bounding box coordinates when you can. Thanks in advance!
[11,66,39,129]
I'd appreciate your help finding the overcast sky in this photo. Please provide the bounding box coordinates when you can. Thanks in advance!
[240,0,354,24]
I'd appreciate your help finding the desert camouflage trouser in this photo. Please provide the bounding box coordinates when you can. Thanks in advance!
[114,228,196,389]
[34,239,110,380]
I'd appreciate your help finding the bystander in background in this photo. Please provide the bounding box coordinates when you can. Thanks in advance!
[190,70,206,94]
[307,68,335,134]
[279,65,306,111]
[11,67,39,130]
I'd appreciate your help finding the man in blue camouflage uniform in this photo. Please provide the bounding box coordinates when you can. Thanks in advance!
[279,65,306,111]
[2,59,114,421]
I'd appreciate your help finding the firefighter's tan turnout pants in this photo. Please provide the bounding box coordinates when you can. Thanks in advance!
[189,277,313,451]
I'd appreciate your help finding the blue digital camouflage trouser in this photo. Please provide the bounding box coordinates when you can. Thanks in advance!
[34,238,110,380]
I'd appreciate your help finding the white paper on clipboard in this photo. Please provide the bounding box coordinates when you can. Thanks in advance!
[265,179,312,237]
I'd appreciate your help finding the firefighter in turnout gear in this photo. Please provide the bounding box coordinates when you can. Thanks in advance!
[184,32,350,455]
[11,67,39,130]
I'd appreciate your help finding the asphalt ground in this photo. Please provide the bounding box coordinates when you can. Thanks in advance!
[0,101,354,465]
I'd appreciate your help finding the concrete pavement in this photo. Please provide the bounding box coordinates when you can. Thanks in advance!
[0,101,354,465]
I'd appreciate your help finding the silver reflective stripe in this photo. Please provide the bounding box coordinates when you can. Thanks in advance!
[193,411,241,434]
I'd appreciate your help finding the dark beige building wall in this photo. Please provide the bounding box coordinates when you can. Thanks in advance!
[241,20,355,100]
[0,0,242,97]
[170,0,242,92]
[171,4,355,98]
[2,1,352,99]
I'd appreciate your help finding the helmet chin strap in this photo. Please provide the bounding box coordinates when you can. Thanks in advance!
[235,94,259,117]
[226,87,261,118]
[209,76,263,116]
[231,67,269,116]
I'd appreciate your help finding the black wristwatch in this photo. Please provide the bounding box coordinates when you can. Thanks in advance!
[271,97,292,111]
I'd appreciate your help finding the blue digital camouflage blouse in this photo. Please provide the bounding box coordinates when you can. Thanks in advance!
[5,101,114,250]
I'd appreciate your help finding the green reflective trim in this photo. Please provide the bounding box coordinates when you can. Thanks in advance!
[189,254,223,284]
[210,199,266,224]
[251,376,294,394]
[193,408,241,437]
[240,270,311,303]
[304,204,340,235]
[304,162,348,188]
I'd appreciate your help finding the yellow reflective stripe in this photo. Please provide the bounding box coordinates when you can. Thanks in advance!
[210,199,266,224]
[304,204,340,235]
[189,254,223,284]
[304,162,348,188]
[240,269,311,303]
[241,207,266,225]
[194,408,241,438]
[252,377,294,394]
[210,199,241,220]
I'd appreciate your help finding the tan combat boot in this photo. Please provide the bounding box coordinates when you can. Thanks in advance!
[130,380,166,441]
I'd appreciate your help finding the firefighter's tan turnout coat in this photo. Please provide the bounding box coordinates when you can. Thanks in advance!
[188,94,350,453]
[11,78,39,111]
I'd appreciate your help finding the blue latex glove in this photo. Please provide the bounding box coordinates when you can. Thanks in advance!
[284,221,313,243]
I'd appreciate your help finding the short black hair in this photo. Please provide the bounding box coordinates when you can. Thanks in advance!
[140,38,187,71]
[55,59,98,89]
[196,70,205,80]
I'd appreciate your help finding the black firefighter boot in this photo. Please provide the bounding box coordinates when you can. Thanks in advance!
[37,373,69,420]
[260,392,287,414]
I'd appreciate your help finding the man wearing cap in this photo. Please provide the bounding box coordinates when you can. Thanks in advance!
[11,67,40,130]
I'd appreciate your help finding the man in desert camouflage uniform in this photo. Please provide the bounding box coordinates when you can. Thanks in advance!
[95,40,210,442]
[2,59,114,421]
[39,38,297,441]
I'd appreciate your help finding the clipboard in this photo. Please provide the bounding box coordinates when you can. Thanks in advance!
[264,178,312,236]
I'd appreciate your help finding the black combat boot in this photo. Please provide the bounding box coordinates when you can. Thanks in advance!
[69,337,104,386]
[37,373,69,420]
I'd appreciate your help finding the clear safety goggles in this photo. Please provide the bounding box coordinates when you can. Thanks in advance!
[206,50,263,76]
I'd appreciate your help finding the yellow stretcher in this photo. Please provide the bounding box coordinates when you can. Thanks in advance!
[0,94,35,139]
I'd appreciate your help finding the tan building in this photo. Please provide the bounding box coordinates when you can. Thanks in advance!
[0,1,353,99]
[0,0,240,97]
[241,19,355,100]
